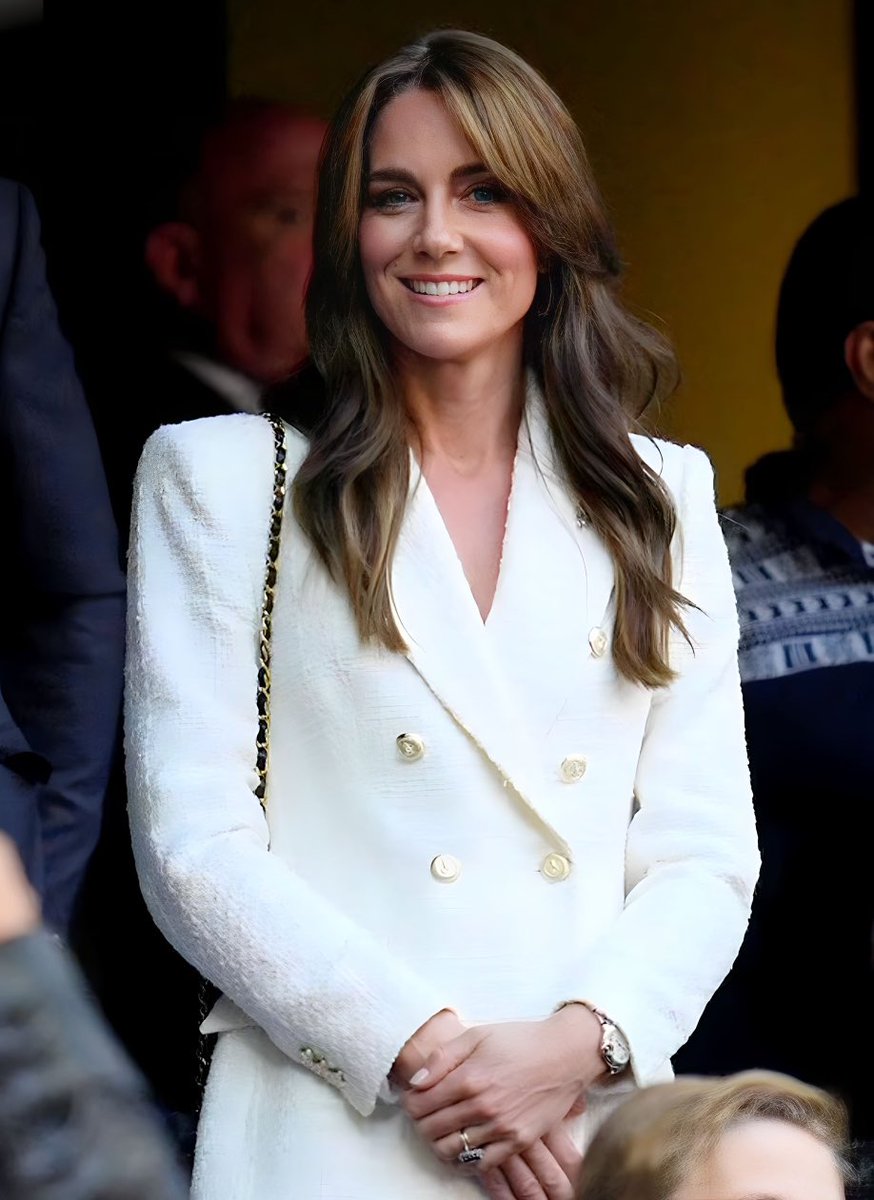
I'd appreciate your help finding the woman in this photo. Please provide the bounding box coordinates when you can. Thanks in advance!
[576,1071,851,1200]
[125,29,759,1200]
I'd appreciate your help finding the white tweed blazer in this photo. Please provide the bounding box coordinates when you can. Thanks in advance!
[125,403,759,1197]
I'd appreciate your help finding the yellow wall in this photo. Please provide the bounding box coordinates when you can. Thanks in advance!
[229,0,854,502]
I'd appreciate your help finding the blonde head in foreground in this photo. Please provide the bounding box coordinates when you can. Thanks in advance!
[577,1071,851,1200]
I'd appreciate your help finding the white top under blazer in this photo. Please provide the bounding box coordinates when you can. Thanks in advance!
[125,397,759,1200]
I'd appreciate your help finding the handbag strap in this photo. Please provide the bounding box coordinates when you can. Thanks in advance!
[195,412,289,1103]
[254,412,288,812]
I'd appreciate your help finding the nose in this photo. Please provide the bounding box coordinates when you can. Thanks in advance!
[411,196,463,259]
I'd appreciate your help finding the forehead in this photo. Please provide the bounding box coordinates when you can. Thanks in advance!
[368,89,477,173]
[204,114,326,201]
[674,1120,843,1200]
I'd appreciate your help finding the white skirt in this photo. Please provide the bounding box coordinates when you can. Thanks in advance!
[191,1026,636,1200]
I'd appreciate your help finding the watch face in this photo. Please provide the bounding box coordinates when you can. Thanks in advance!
[604,1026,631,1071]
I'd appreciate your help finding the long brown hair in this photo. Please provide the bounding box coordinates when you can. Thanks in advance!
[577,1070,852,1200]
[298,29,689,687]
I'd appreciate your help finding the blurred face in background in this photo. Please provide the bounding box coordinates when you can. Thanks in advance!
[148,107,326,383]
[672,1118,845,1200]
[195,110,326,382]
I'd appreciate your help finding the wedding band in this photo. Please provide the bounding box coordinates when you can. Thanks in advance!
[456,1129,485,1166]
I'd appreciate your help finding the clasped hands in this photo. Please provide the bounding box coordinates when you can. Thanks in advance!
[393,1005,606,1200]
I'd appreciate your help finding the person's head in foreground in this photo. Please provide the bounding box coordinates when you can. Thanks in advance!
[577,1071,851,1200]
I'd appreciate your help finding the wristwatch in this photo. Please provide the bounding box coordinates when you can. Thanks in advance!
[558,1000,631,1076]
[587,1004,631,1075]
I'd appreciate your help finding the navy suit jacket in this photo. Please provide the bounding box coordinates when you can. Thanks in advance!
[0,181,125,931]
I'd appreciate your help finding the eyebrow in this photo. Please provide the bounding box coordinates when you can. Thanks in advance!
[366,162,490,186]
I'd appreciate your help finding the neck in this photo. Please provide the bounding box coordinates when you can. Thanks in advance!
[393,341,525,471]
[809,446,874,542]
[809,479,874,543]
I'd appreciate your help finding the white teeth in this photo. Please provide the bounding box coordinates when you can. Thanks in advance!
[407,279,478,295]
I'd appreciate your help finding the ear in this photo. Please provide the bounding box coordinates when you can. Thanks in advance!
[144,222,203,310]
[844,320,874,402]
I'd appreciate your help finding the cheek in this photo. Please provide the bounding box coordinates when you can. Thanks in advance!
[358,217,394,280]
[358,219,403,319]
[489,225,539,284]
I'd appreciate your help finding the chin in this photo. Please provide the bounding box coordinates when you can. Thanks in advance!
[396,332,492,363]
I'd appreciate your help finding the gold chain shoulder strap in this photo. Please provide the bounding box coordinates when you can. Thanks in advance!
[254,412,288,811]
[195,412,288,1101]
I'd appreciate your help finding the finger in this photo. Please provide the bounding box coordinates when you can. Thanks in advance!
[409,1028,480,1091]
[412,1100,489,1146]
[501,1152,548,1200]
[475,1139,523,1172]
[427,1117,496,1165]
[522,1141,574,1200]
[403,1066,486,1120]
[542,1128,582,1185]
[482,1168,516,1200]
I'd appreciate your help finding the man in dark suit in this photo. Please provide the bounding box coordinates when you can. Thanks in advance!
[0,179,125,935]
[73,103,324,1157]
[103,99,326,537]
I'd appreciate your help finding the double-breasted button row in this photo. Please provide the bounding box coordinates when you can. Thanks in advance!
[399,734,588,786]
[299,1046,346,1088]
[429,852,572,884]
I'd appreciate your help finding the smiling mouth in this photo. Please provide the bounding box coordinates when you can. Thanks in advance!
[401,278,483,296]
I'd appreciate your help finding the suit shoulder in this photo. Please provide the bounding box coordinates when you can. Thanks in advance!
[135,414,308,528]
[629,435,713,501]
[139,414,307,477]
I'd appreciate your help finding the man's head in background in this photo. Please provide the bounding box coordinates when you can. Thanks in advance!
[145,100,326,384]
[747,196,874,504]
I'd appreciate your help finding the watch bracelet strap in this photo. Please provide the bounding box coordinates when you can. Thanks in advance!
[554,999,628,1072]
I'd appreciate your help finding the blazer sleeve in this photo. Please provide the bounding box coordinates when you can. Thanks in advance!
[125,419,451,1117]
[566,445,760,1082]
[0,182,125,931]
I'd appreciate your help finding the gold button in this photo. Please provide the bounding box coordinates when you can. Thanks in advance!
[588,627,608,658]
[541,852,572,882]
[430,854,461,883]
[560,754,588,783]
[396,732,425,762]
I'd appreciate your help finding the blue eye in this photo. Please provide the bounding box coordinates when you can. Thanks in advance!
[371,189,413,210]
[470,183,505,204]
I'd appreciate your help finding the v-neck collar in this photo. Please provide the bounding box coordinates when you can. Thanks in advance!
[389,382,617,855]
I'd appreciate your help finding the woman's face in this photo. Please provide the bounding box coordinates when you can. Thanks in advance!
[358,87,539,368]
[672,1119,844,1200]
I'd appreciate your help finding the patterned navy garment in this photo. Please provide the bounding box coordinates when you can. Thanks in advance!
[674,497,874,1143]
[724,499,874,682]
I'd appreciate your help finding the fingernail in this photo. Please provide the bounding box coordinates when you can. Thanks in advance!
[409,1068,429,1087]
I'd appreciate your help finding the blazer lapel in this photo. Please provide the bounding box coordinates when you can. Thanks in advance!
[486,403,616,738]
[392,459,573,857]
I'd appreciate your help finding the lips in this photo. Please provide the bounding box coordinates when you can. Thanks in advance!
[401,278,482,296]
